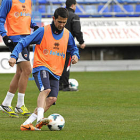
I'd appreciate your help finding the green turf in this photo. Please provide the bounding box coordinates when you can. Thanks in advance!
[0,71,140,140]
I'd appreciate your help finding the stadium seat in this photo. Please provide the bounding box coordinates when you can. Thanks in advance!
[38,0,60,4]
[98,5,112,17]
[51,0,59,1]
[85,5,97,14]
[75,5,90,17]
[96,0,108,3]
[76,0,85,2]
[134,4,140,17]
[59,0,66,2]
[76,0,84,1]
[32,0,37,4]
[112,4,134,17]
[123,5,134,17]
[135,5,140,12]
[38,5,47,18]
[38,0,47,4]
[75,5,84,13]
[111,5,126,17]
[119,0,135,3]
[46,5,59,17]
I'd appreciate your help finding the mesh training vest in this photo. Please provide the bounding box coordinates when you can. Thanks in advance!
[33,25,69,76]
[6,0,32,36]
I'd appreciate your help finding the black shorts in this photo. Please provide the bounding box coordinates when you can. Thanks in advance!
[33,70,59,98]
[13,42,30,63]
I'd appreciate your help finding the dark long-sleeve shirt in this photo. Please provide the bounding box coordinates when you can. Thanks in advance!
[65,8,84,45]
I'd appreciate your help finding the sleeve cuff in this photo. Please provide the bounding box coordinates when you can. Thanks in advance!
[10,54,17,60]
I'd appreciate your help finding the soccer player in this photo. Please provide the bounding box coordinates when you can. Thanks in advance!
[8,7,79,131]
[59,0,86,91]
[0,0,39,118]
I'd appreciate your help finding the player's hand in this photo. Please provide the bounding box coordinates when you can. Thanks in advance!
[8,58,16,67]
[71,55,78,64]
[33,26,39,32]
[79,43,86,49]
[3,36,15,52]
[3,36,14,47]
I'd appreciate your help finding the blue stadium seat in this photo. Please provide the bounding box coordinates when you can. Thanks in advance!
[32,0,37,4]
[75,5,89,17]
[119,0,135,3]
[96,0,108,3]
[98,5,112,17]
[75,5,84,13]
[38,0,60,4]
[46,0,59,2]
[135,5,140,12]
[51,5,59,13]
[85,5,97,14]
[38,0,47,4]
[111,5,134,17]
[46,5,59,17]
[123,5,134,16]
[38,5,47,17]
[76,0,84,1]
[59,0,66,2]
[134,4,140,17]
[111,5,126,17]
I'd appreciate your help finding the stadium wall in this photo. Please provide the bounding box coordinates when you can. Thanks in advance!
[1,17,140,47]
[1,17,140,73]
[1,52,140,73]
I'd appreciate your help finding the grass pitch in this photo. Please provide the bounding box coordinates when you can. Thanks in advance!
[0,71,140,140]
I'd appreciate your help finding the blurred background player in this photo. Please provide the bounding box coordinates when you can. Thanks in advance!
[8,7,79,131]
[0,0,39,118]
[59,0,86,91]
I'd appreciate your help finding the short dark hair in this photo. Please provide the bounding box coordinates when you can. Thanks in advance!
[66,0,76,8]
[54,7,69,19]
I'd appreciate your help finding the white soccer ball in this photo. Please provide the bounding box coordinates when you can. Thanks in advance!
[69,78,78,90]
[47,113,65,131]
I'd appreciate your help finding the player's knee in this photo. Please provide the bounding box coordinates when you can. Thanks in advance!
[22,66,32,76]
[44,89,51,95]
[48,97,57,105]
[16,69,22,76]
[25,67,32,76]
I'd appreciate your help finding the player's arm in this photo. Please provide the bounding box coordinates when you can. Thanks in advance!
[0,0,12,37]
[30,19,39,31]
[0,0,15,49]
[9,27,44,67]
[67,32,80,64]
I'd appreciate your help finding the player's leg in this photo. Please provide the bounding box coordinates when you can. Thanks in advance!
[35,76,58,129]
[33,70,51,128]
[20,70,50,130]
[9,65,21,93]
[17,61,31,92]
[60,52,71,91]
[15,47,32,116]
[44,75,59,112]
[0,64,22,118]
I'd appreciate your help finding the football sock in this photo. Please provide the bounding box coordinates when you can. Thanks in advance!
[37,107,44,122]
[16,93,25,108]
[23,113,37,125]
[2,91,15,106]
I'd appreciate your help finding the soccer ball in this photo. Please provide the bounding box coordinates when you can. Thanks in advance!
[69,78,78,90]
[47,114,65,131]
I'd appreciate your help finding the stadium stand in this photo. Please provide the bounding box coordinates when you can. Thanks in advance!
[32,0,140,18]
[98,5,112,17]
